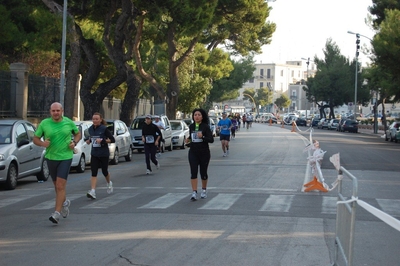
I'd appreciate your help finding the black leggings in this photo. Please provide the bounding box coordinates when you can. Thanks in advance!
[188,149,210,180]
[90,156,110,177]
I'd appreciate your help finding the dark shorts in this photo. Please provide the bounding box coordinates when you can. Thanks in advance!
[47,159,72,181]
[220,134,230,141]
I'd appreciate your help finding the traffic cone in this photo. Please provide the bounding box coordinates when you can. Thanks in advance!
[269,118,272,126]
[304,176,328,192]
[291,121,296,132]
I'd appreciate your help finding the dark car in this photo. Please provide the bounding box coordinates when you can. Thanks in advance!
[295,117,307,127]
[311,118,320,127]
[341,120,358,133]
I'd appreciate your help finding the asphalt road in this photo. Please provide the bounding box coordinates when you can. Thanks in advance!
[1,123,399,266]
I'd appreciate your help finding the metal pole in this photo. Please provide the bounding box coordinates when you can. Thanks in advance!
[60,0,67,107]
[354,55,358,117]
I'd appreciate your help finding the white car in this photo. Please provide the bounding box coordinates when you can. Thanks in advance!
[385,121,400,142]
[106,119,133,165]
[71,121,93,173]
[170,120,189,149]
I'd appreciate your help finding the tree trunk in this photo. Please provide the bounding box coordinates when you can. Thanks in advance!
[120,68,141,126]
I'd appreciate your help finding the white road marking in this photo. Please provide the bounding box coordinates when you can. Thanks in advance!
[259,194,294,212]
[199,194,242,210]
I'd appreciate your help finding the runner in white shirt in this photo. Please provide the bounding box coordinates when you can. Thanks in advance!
[152,116,165,156]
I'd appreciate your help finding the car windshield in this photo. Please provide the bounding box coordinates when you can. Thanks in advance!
[0,125,12,144]
[131,118,145,130]
[171,122,182,130]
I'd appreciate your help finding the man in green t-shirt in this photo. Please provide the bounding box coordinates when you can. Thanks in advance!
[33,102,81,224]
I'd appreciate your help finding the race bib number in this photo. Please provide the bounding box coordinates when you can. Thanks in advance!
[91,136,101,148]
[191,131,203,143]
[145,135,155,143]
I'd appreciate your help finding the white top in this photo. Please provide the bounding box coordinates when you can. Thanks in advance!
[153,120,165,129]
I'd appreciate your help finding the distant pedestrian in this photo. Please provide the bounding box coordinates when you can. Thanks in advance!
[152,116,165,157]
[33,102,81,224]
[85,112,115,200]
[230,115,237,139]
[218,112,232,156]
[242,114,247,128]
[142,114,161,174]
[185,108,214,201]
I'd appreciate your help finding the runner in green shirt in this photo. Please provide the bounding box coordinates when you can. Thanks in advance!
[34,102,81,224]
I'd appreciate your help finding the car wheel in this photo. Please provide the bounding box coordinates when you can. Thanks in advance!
[5,163,18,190]
[125,148,132,162]
[167,140,173,151]
[385,133,389,141]
[76,155,86,173]
[36,159,49,181]
[180,138,186,149]
[110,149,119,165]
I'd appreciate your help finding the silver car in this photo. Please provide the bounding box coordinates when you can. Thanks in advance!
[170,120,190,149]
[0,120,49,190]
[71,121,93,173]
[105,119,132,165]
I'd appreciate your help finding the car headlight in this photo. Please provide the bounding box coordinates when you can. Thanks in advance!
[0,154,4,161]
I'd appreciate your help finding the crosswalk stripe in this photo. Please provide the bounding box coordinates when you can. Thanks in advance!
[81,193,139,209]
[321,196,337,214]
[259,194,294,212]
[199,194,242,210]
[138,193,188,209]
[25,194,82,210]
[0,194,43,208]
[377,199,400,217]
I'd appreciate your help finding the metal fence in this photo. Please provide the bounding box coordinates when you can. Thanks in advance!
[333,167,358,266]
[27,75,60,117]
[0,71,15,117]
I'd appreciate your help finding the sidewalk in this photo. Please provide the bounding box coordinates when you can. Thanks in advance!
[357,127,385,137]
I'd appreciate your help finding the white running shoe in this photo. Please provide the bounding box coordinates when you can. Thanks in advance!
[190,191,197,201]
[61,199,70,218]
[49,211,60,224]
[87,190,96,199]
[223,153,227,157]
[226,149,229,155]
[156,161,160,169]
[146,169,152,175]
[107,181,113,194]
[200,189,207,199]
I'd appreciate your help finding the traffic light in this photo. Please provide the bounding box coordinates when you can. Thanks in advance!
[356,34,360,57]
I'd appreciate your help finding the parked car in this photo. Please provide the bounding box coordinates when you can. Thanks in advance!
[327,119,340,130]
[106,119,132,164]
[170,120,190,149]
[0,120,49,190]
[340,119,359,133]
[182,118,193,127]
[130,115,173,153]
[209,118,217,137]
[395,130,400,143]
[336,118,347,132]
[71,121,93,173]
[385,121,400,142]
[295,117,307,126]
[311,117,320,127]
[317,118,330,129]
[209,116,220,136]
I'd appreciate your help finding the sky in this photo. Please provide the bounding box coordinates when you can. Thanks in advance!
[254,0,375,67]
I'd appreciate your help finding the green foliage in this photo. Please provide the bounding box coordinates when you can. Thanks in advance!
[371,9,400,101]
[275,94,291,110]
[369,0,400,29]
[303,39,370,118]
[208,56,255,103]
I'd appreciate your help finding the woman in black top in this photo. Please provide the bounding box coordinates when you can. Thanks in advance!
[86,112,115,199]
[185,108,214,201]
[142,115,162,174]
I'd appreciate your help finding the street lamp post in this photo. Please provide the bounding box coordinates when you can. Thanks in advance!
[60,0,68,107]
[347,31,372,119]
